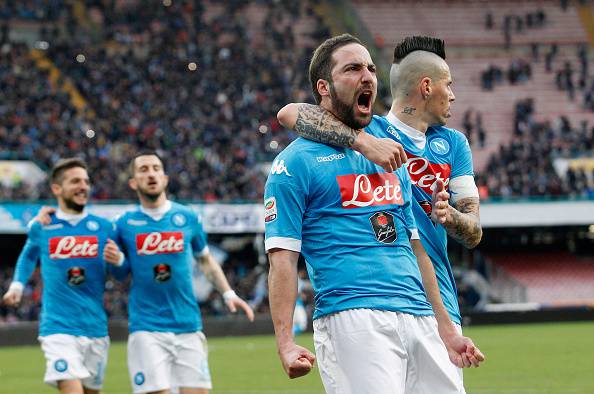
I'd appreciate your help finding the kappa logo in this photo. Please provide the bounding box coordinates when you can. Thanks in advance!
[270,159,291,176]
[264,197,277,223]
[127,219,148,226]
[429,138,450,155]
[386,125,401,140]
[44,224,64,230]
[316,153,346,163]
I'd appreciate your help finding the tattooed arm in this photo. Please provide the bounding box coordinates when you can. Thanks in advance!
[442,197,482,249]
[277,103,407,171]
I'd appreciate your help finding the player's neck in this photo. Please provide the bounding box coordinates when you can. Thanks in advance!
[390,103,429,134]
[139,193,168,209]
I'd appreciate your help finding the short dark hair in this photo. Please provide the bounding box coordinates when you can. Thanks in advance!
[129,150,165,176]
[393,36,446,64]
[309,34,363,104]
[50,158,88,185]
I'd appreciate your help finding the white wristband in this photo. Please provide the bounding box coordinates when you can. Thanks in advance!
[115,252,125,267]
[222,290,238,302]
[8,282,24,295]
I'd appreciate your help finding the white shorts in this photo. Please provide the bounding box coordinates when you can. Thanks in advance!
[313,309,464,394]
[39,334,109,390]
[128,331,212,393]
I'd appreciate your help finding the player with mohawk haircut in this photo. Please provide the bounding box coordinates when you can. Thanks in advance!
[278,34,485,391]
[393,35,446,63]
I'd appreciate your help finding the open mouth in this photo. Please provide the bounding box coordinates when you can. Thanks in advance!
[74,191,88,199]
[357,91,372,114]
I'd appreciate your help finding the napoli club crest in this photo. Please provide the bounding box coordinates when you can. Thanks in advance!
[172,213,187,227]
[429,138,450,155]
[369,211,397,244]
[86,220,99,231]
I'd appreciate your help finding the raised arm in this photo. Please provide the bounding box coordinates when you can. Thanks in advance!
[277,103,407,172]
[268,248,316,379]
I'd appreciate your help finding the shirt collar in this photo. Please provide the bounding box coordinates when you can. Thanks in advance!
[385,111,427,150]
[140,200,172,221]
[56,208,88,226]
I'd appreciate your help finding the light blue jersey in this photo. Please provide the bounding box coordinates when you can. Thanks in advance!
[367,114,477,324]
[13,213,115,337]
[114,202,208,333]
[264,122,433,320]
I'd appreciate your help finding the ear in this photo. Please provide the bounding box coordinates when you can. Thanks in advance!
[128,178,138,191]
[316,79,331,99]
[50,183,61,197]
[163,174,169,188]
[420,77,432,99]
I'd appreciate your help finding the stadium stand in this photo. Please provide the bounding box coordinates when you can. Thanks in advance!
[1,0,593,324]
[1,0,324,202]
[487,252,594,304]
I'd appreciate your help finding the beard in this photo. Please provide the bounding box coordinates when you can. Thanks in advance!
[137,186,163,202]
[329,83,372,130]
[63,196,86,213]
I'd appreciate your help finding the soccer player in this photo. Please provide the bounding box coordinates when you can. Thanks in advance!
[266,34,482,394]
[1,158,124,394]
[279,35,482,344]
[114,152,254,394]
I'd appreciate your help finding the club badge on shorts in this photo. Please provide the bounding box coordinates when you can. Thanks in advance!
[153,263,171,282]
[67,267,86,286]
[369,211,397,244]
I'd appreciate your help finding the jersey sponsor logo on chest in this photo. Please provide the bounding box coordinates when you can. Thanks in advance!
[136,232,184,255]
[337,173,403,208]
[406,155,451,194]
[49,236,99,259]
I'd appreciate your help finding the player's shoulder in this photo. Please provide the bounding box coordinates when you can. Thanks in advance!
[283,137,341,157]
[366,115,401,140]
[428,124,467,142]
[427,125,468,154]
[115,208,142,225]
[83,214,113,232]
[268,138,330,179]
[169,201,197,218]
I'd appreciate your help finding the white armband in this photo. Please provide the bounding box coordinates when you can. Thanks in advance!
[449,175,479,204]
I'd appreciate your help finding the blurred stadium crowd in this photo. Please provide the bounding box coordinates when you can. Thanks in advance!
[0,0,593,322]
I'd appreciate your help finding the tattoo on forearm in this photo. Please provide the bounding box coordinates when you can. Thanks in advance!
[444,197,482,249]
[402,107,416,115]
[294,104,357,148]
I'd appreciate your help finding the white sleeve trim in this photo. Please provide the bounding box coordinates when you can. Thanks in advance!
[449,175,479,204]
[194,245,210,258]
[9,282,24,293]
[265,237,302,252]
[409,228,420,240]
